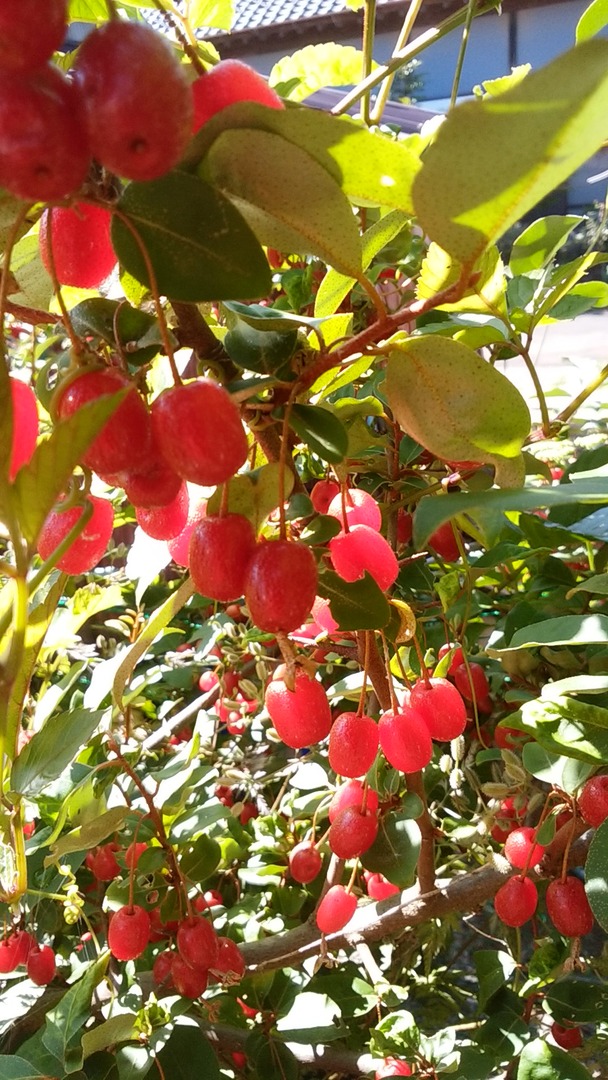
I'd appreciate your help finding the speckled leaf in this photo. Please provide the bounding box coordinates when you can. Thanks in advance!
[584,818,608,932]
[416,243,506,313]
[315,209,410,317]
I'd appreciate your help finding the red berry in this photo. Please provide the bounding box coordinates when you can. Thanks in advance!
[37,495,114,575]
[310,479,340,515]
[0,0,67,73]
[378,706,433,773]
[578,774,608,828]
[265,667,332,749]
[171,954,208,998]
[9,378,38,481]
[494,725,523,750]
[108,906,151,961]
[39,204,116,289]
[0,65,90,202]
[551,1022,583,1050]
[120,451,182,509]
[327,488,382,532]
[453,663,491,708]
[212,937,246,979]
[329,780,379,823]
[409,677,467,741]
[375,1059,412,1078]
[396,510,413,546]
[364,872,400,901]
[245,539,318,633]
[437,642,465,676]
[56,368,152,477]
[167,492,208,567]
[86,843,121,882]
[504,827,545,870]
[0,937,18,974]
[494,875,538,926]
[289,841,322,884]
[191,59,283,131]
[311,595,339,635]
[136,483,189,541]
[329,805,379,859]
[10,930,35,967]
[239,802,259,825]
[26,944,56,986]
[176,916,219,971]
[124,842,147,870]
[74,21,193,181]
[329,525,399,592]
[428,521,460,561]
[189,514,257,602]
[316,885,357,934]
[152,949,175,989]
[546,876,594,937]
[328,712,379,777]
[231,1051,247,1070]
[152,380,247,488]
[194,890,224,912]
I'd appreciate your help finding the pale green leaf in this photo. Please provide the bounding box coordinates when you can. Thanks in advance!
[479,65,531,96]
[577,0,608,41]
[189,0,234,31]
[270,43,374,102]
[416,243,506,313]
[81,1015,139,1060]
[509,215,583,275]
[315,209,410,317]
[517,1037,592,1079]
[45,808,130,864]
[206,462,294,530]
[11,708,106,797]
[585,819,608,932]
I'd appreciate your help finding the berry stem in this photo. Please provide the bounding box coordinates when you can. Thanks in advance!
[356,631,371,716]
[340,483,350,533]
[413,635,432,688]
[380,632,399,713]
[150,0,207,75]
[278,396,295,541]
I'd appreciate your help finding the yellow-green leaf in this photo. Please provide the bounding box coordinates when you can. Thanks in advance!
[270,43,374,102]
[416,242,506,314]
[577,0,608,41]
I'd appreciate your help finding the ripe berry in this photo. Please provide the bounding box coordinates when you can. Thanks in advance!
[245,539,317,633]
[189,514,257,602]
[191,59,283,131]
[9,378,38,482]
[39,204,116,289]
[375,1059,412,1078]
[124,842,147,870]
[212,937,246,979]
[167,493,208,567]
[578,774,608,828]
[74,21,193,181]
[26,944,56,986]
[0,937,18,974]
[396,510,413,546]
[316,885,357,934]
[152,380,247,487]
[239,802,259,825]
[504,827,545,870]
[120,446,182,509]
[194,890,224,912]
[429,521,460,561]
[437,642,465,676]
[327,488,382,531]
[364,872,400,901]
[289,841,322,884]
[109,906,151,961]
[329,780,379,823]
[409,677,467,741]
[329,805,379,859]
[265,667,331,749]
[328,712,379,777]
[494,875,538,926]
[55,368,152,477]
[0,0,67,73]
[311,595,339,635]
[0,65,90,203]
[10,930,35,967]
[453,662,492,712]
[494,725,524,750]
[86,843,121,882]
[171,954,208,998]
[551,1022,583,1050]
[378,706,433,773]
[136,483,189,541]
[176,916,219,971]
[546,876,594,937]
[152,949,175,989]
[329,525,399,592]
[37,495,114,574]
[310,479,340,515]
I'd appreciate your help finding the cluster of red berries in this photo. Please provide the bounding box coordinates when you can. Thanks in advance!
[0,929,55,986]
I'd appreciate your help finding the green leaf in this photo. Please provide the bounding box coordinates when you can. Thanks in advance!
[509,215,584,275]
[224,311,298,377]
[111,171,271,302]
[517,1037,592,1080]
[0,1057,48,1080]
[202,129,362,275]
[11,708,106,797]
[157,1025,221,1080]
[385,336,530,481]
[276,991,343,1043]
[45,807,129,865]
[70,299,165,367]
[413,39,608,265]
[288,404,348,464]
[548,280,608,320]
[546,975,608,1024]
[513,696,608,765]
[270,42,374,102]
[81,1017,139,1060]
[245,1033,299,1080]
[42,954,110,1073]
[179,834,221,884]
[314,209,410,318]
[189,0,234,31]
[522,743,593,794]
[509,614,608,649]
[577,0,608,41]
[361,810,421,886]
[584,818,608,932]
[416,243,506,314]
[317,570,391,631]
[206,462,294,531]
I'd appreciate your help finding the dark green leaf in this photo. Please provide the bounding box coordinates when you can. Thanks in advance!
[42,954,110,1072]
[156,1026,220,1080]
[70,299,165,367]
[245,1033,299,1080]
[11,708,106,796]
[585,818,608,932]
[288,404,348,464]
[300,514,341,546]
[224,314,298,377]
[111,172,271,302]
[361,810,421,886]
[475,951,517,1012]
[517,1037,592,1079]
[179,835,221,884]
[0,1057,48,1080]
[317,570,391,631]
[545,975,608,1024]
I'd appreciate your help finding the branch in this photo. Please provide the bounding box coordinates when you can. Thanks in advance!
[170,301,239,383]
[202,1021,378,1076]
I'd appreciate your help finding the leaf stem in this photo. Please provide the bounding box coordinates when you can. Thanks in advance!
[449,0,478,110]
[370,0,424,124]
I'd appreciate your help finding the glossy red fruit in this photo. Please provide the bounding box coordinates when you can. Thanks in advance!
[245,540,317,633]
[56,368,152,477]
[329,780,379,823]
[0,0,67,72]
[152,949,175,989]
[289,841,322,884]
[9,378,38,481]
[176,916,219,971]
[74,21,193,181]
[0,65,90,202]
[494,875,538,926]
[152,380,247,487]
[328,712,379,777]
[194,890,224,912]
[37,495,114,574]
[0,937,18,974]
[120,447,183,509]
[239,802,258,825]
[329,525,399,592]
[189,514,257,602]
[378,706,433,773]
[429,521,460,561]
[396,510,413,546]
[136,483,189,541]
[578,774,608,828]
[364,872,400,901]
[212,937,246,978]
[191,59,283,131]
[453,662,492,710]
[327,488,382,532]
[124,842,147,870]
[437,642,465,677]
[410,677,467,741]
[494,725,524,750]
[109,906,150,961]
[171,954,209,998]
[329,805,379,859]
[39,204,116,289]
[316,885,357,934]
[310,479,340,515]
[311,595,339,635]
[86,843,121,882]
[26,945,56,986]
[546,876,594,937]
[10,930,35,967]
[551,1022,583,1050]
[375,1059,412,1078]
[504,827,545,870]
[265,667,332,749]
[167,492,208,567]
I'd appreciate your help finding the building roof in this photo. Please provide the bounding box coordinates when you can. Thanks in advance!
[147,0,412,40]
